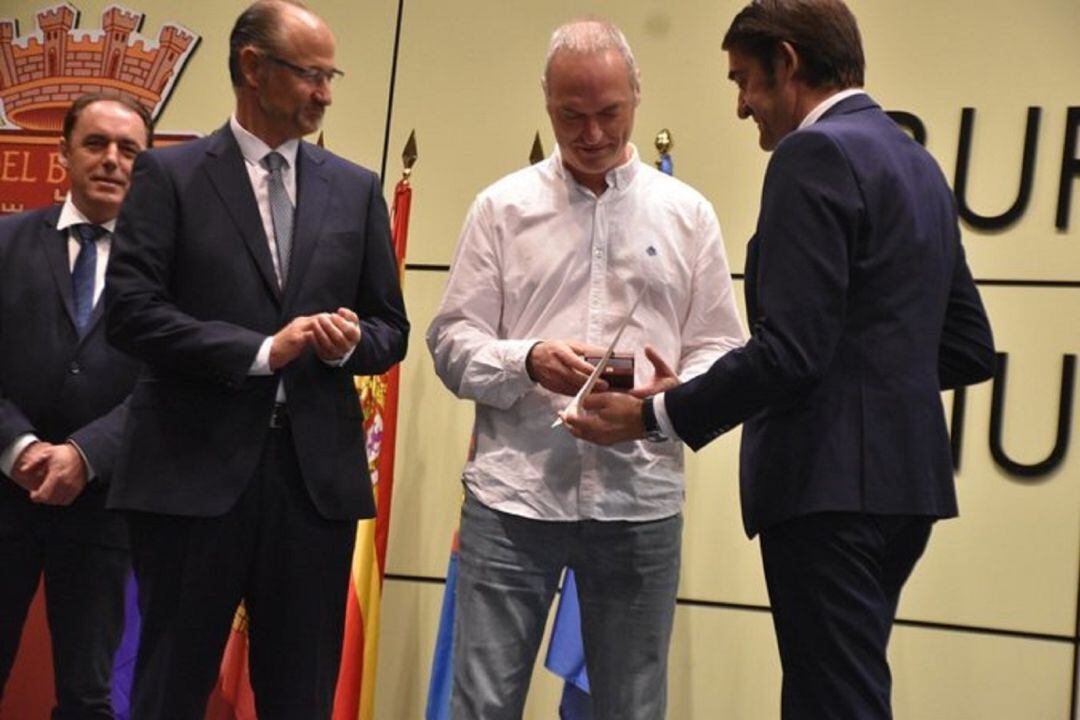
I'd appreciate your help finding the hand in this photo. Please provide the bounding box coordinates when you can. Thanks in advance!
[269,316,315,371]
[563,392,645,446]
[526,340,608,396]
[311,307,362,362]
[10,441,48,492]
[630,345,680,398]
[29,443,88,506]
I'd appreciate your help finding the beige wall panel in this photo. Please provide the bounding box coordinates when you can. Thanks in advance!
[850,0,1080,283]
[387,268,474,576]
[679,280,772,606]
[680,429,773,607]
[374,579,446,719]
[890,625,1075,719]
[310,0,399,171]
[666,605,782,717]
[671,610,1077,719]
[902,286,1080,636]
[2,0,396,170]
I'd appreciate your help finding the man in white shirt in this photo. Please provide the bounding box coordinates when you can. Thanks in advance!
[427,18,744,719]
[0,92,151,718]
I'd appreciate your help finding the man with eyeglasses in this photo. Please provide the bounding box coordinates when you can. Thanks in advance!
[104,0,408,716]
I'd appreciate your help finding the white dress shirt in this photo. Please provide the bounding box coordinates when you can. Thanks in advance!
[230,114,298,385]
[427,145,746,521]
[653,88,866,441]
[59,197,114,306]
[229,116,353,391]
[0,194,109,479]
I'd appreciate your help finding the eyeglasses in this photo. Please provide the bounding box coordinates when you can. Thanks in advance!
[264,54,344,86]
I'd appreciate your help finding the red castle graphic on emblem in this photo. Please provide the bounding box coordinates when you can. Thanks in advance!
[0,3,200,214]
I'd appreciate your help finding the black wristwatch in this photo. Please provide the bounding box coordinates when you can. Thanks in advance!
[641,397,669,442]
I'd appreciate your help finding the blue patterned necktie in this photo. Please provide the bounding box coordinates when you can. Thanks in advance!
[71,223,105,335]
[261,151,294,285]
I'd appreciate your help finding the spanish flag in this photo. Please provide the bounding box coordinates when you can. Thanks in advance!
[331,166,412,720]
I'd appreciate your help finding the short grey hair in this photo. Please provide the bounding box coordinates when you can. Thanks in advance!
[542,18,641,97]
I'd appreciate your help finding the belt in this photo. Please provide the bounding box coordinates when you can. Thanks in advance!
[269,402,289,429]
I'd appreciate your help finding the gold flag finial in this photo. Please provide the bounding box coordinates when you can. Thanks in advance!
[529,132,545,165]
[401,130,418,179]
[654,128,673,156]
[654,128,674,174]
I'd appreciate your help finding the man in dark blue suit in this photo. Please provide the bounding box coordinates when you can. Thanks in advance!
[0,93,151,717]
[567,0,996,716]
[104,1,409,716]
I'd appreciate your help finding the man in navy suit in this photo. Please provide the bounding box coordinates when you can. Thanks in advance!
[567,0,995,716]
[0,93,151,717]
[104,1,409,716]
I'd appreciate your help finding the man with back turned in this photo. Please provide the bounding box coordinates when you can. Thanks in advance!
[567,1,996,717]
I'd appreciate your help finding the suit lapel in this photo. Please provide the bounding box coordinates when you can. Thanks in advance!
[203,125,282,305]
[39,206,79,330]
[284,142,329,303]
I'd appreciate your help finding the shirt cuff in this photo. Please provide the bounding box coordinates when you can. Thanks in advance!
[523,340,543,382]
[66,439,96,482]
[653,392,680,443]
[250,337,274,375]
[1,434,40,478]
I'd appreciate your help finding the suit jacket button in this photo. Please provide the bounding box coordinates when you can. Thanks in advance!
[68,362,82,375]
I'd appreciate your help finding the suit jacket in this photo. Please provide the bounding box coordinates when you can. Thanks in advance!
[105,124,409,521]
[664,94,995,537]
[0,205,139,548]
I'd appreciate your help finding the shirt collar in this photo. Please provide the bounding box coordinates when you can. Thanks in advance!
[552,143,641,194]
[56,193,116,234]
[230,113,300,171]
[798,88,866,130]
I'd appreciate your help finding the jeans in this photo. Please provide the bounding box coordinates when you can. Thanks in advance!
[452,489,681,720]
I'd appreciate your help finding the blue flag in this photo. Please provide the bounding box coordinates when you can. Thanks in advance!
[425,542,459,720]
[544,569,593,719]
[110,572,140,719]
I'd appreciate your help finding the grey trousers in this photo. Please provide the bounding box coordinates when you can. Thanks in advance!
[451,489,681,720]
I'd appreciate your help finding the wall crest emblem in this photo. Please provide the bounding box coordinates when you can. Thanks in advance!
[0,3,200,214]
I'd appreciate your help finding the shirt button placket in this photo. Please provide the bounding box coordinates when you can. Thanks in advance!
[581,197,607,517]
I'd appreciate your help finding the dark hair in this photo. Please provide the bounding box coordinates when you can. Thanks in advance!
[228,0,307,87]
[62,92,154,148]
[722,0,864,89]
